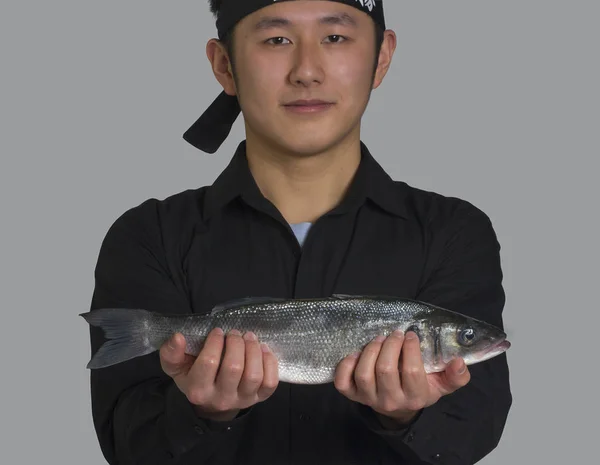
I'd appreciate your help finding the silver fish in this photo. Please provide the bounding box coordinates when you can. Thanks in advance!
[80,295,510,384]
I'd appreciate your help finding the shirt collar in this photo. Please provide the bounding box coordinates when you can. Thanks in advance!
[203,140,409,221]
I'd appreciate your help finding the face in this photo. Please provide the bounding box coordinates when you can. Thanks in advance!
[207,0,396,157]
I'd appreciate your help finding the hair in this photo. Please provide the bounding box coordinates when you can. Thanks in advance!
[208,0,386,80]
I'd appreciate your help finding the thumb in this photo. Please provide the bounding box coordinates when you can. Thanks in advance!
[159,333,188,378]
[438,358,471,395]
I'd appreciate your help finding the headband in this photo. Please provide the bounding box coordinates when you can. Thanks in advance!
[183,0,386,153]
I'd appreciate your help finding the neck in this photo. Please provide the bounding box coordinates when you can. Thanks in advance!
[244,133,362,224]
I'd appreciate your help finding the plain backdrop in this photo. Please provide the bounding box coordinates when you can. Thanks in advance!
[1,0,598,463]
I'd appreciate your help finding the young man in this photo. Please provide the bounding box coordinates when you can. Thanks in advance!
[87,1,512,464]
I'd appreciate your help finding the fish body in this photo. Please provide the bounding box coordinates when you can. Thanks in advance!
[80,295,510,384]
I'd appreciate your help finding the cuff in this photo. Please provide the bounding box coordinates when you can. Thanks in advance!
[164,382,253,458]
[354,403,416,438]
[354,402,452,463]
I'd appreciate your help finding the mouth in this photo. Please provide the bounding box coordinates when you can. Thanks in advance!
[485,339,511,355]
[283,100,335,114]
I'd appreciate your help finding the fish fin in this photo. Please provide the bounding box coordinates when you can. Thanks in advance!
[80,308,156,369]
[211,296,288,315]
[331,294,355,299]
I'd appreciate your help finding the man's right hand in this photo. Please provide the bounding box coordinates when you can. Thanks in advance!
[159,327,279,422]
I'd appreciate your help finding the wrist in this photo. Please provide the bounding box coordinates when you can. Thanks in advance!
[374,409,419,429]
[193,405,240,422]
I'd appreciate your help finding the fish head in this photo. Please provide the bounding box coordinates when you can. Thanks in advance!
[408,313,511,372]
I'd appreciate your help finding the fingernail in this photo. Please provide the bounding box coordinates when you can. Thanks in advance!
[458,360,466,374]
[374,335,386,343]
[261,343,271,353]
[351,351,361,358]
[244,331,257,341]
[229,329,242,336]
[406,331,417,340]
[392,330,404,338]
[213,327,223,336]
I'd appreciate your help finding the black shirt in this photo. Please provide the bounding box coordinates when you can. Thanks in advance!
[87,140,512,465]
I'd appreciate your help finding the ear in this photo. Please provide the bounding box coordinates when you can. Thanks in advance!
[373,30,397,90]
[206,38,237,96]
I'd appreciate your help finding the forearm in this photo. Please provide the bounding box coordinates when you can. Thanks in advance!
[357,355,512,464]
[112,380,178,465]
[106,378,252,465]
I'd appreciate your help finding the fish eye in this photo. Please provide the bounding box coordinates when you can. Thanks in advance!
[459,328,476,345]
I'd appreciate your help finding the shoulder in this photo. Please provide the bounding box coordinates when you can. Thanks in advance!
[394,180,499,242]
[100,187,209,251]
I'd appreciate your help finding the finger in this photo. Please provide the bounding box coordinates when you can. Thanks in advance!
[354,335,386,404]
[257,342,279,401]
[374,330,403,402]
[399,331,430,410]
[238,332,264,398]
[333,351,361,400]
[436,358,471,396]
[189,327,225,391]
[215,329,246,396]
[160,333,193,380]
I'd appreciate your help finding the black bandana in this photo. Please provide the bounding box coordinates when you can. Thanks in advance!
[183,0,386,153]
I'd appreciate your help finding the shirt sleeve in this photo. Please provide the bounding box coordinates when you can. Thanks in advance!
[355,201,513,465]
[86,201,252,465]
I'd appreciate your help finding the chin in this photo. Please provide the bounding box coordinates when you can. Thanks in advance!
[281,142,332,157]
[271,128,353,157]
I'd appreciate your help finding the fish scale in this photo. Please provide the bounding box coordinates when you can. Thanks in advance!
[80,295,510,384]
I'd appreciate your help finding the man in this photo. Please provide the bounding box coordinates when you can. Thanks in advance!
[87,1,512,464]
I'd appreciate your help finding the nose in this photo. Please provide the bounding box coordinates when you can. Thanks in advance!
[289,40,325,87]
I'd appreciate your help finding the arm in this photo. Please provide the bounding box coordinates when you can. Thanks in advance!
[356,202,512,464]
[87,201,252,464]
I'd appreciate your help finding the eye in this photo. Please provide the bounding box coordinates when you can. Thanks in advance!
[459,328,476,345]
[265,37,290,45]
[324,35,346,43]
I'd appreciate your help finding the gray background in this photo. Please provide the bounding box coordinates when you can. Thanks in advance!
[2,0,597,463]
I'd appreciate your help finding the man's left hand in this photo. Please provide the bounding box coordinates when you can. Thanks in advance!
[334,330,471,426]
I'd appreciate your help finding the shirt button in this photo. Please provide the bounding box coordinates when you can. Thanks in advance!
[194,425,204,435]
[432,453,441,461]
[406,432,415,442]
[299,413,311,421]
[226,426,232,431]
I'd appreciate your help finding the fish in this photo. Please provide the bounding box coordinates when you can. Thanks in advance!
[80,295,511,384]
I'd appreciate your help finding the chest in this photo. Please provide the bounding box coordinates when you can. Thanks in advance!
[183,207,429,315]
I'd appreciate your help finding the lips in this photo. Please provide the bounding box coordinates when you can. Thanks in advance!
[284,99,333,106]
[485,339,511,355]
[283,100,335,115]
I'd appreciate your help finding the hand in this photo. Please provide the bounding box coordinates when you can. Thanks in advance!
[159,327,279,422]
[334,330,471,426]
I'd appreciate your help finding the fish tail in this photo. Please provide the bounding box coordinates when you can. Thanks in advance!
[80,308,155,369]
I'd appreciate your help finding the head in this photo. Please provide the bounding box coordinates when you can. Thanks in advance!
[406,313,511,373]
[206,0,396,156]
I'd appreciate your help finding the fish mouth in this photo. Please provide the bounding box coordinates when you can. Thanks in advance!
[485,339,511,355]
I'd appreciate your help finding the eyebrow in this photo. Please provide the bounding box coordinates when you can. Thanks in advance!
[252,12,358,32]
